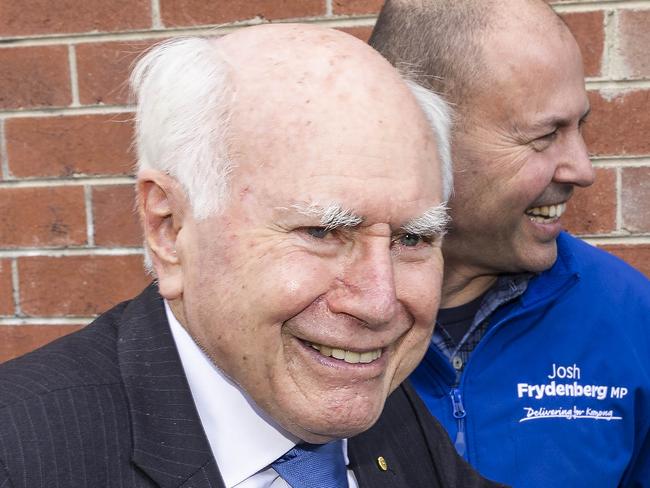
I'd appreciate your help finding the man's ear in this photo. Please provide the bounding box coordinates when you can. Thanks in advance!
[136,169,189,300]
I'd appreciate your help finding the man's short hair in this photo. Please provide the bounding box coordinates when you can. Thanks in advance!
[370,0,493,110]
[370,0,566,114]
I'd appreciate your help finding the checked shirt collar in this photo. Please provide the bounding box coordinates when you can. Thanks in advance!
[432,273,532,376]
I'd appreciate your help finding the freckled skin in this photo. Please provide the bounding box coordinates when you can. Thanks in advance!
[154,25,445,443]
[440,7,595,306]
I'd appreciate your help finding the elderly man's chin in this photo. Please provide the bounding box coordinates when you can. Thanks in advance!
[266,378,394,444]
[271,342,428,443]
[258,342,422,443]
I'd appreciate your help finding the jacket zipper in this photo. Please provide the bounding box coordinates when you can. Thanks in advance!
[450,387,467,456]
[427,270,579,463]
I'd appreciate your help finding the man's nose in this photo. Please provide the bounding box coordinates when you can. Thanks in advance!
[554,132,595,188]
[326,241,398,327]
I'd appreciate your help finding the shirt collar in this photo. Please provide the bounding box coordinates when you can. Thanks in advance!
[165,301,299,487]
[433,272,533,359]
[472,272,532,329]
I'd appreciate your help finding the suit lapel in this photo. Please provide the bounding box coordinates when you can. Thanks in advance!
[349,384,444,488]
[117,285,226,488]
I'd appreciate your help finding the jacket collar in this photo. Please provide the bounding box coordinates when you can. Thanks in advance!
[518,232,580,309]
[116,284,225,488]
[349,383,449,487]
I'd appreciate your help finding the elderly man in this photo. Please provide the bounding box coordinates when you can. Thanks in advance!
[0,25,502,488]
[370,1,650,487]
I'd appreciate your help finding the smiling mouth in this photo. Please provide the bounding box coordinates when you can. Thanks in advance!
[525,203,566,223]
[308,342,383,364]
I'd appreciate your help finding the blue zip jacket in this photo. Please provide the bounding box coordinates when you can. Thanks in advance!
[411,232,650,487]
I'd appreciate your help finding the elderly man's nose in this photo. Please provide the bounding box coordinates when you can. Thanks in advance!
[554,133,595,188]
[327,245,398,326]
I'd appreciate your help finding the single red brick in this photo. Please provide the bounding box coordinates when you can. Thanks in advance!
[0,260,13,316]
[0,0,151,37]
[19,255,150,316]
[160,0,324,27]
[333,0,383,15]
[616,10,650,79]
[584,90,650,156]
[5,113,135,177]
[76,40,155,106]
[336,26,373,43]
[560,11,604,78]
[621,167,650,232]
[0,324,85,364]
[562,168,616,235]
[0,186,86,248]
[0,46,71,110]
[93,185,141,246]
[599,244,650,279]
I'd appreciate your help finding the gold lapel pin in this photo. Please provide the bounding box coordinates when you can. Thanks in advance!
[377,456,388,471]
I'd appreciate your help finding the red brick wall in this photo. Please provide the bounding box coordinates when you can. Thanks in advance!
[0,0,648,362]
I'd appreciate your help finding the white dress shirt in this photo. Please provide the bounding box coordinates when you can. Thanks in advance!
[166,302,359,488]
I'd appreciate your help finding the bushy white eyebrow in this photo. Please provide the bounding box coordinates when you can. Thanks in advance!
[289,201,449,236]
[402,203,450,237]
[291,203,364,229]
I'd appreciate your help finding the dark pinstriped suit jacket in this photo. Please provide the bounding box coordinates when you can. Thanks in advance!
[0,285,503,488]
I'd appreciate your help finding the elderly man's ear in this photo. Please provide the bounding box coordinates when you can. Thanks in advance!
[137,169,189,301]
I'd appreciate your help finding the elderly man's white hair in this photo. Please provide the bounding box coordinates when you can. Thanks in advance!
[130,36,453,220]
[131,37,233,219]
[406,79,453,200]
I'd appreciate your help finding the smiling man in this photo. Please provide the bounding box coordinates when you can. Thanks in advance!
[370,0,650,487]
[0,25,502,488]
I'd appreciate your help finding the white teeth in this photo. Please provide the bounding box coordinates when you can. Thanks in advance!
[359,351,375,363]
[332,348,346,360]
[526,203,566,221]
[345,351,360,364]
[309,342,382,364]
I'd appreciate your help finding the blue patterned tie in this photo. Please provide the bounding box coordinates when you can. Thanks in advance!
[271,440,349,488]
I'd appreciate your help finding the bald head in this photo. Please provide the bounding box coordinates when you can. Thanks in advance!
[370,0,573,113]
[132,24,452,219]
[217,25,434,181]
